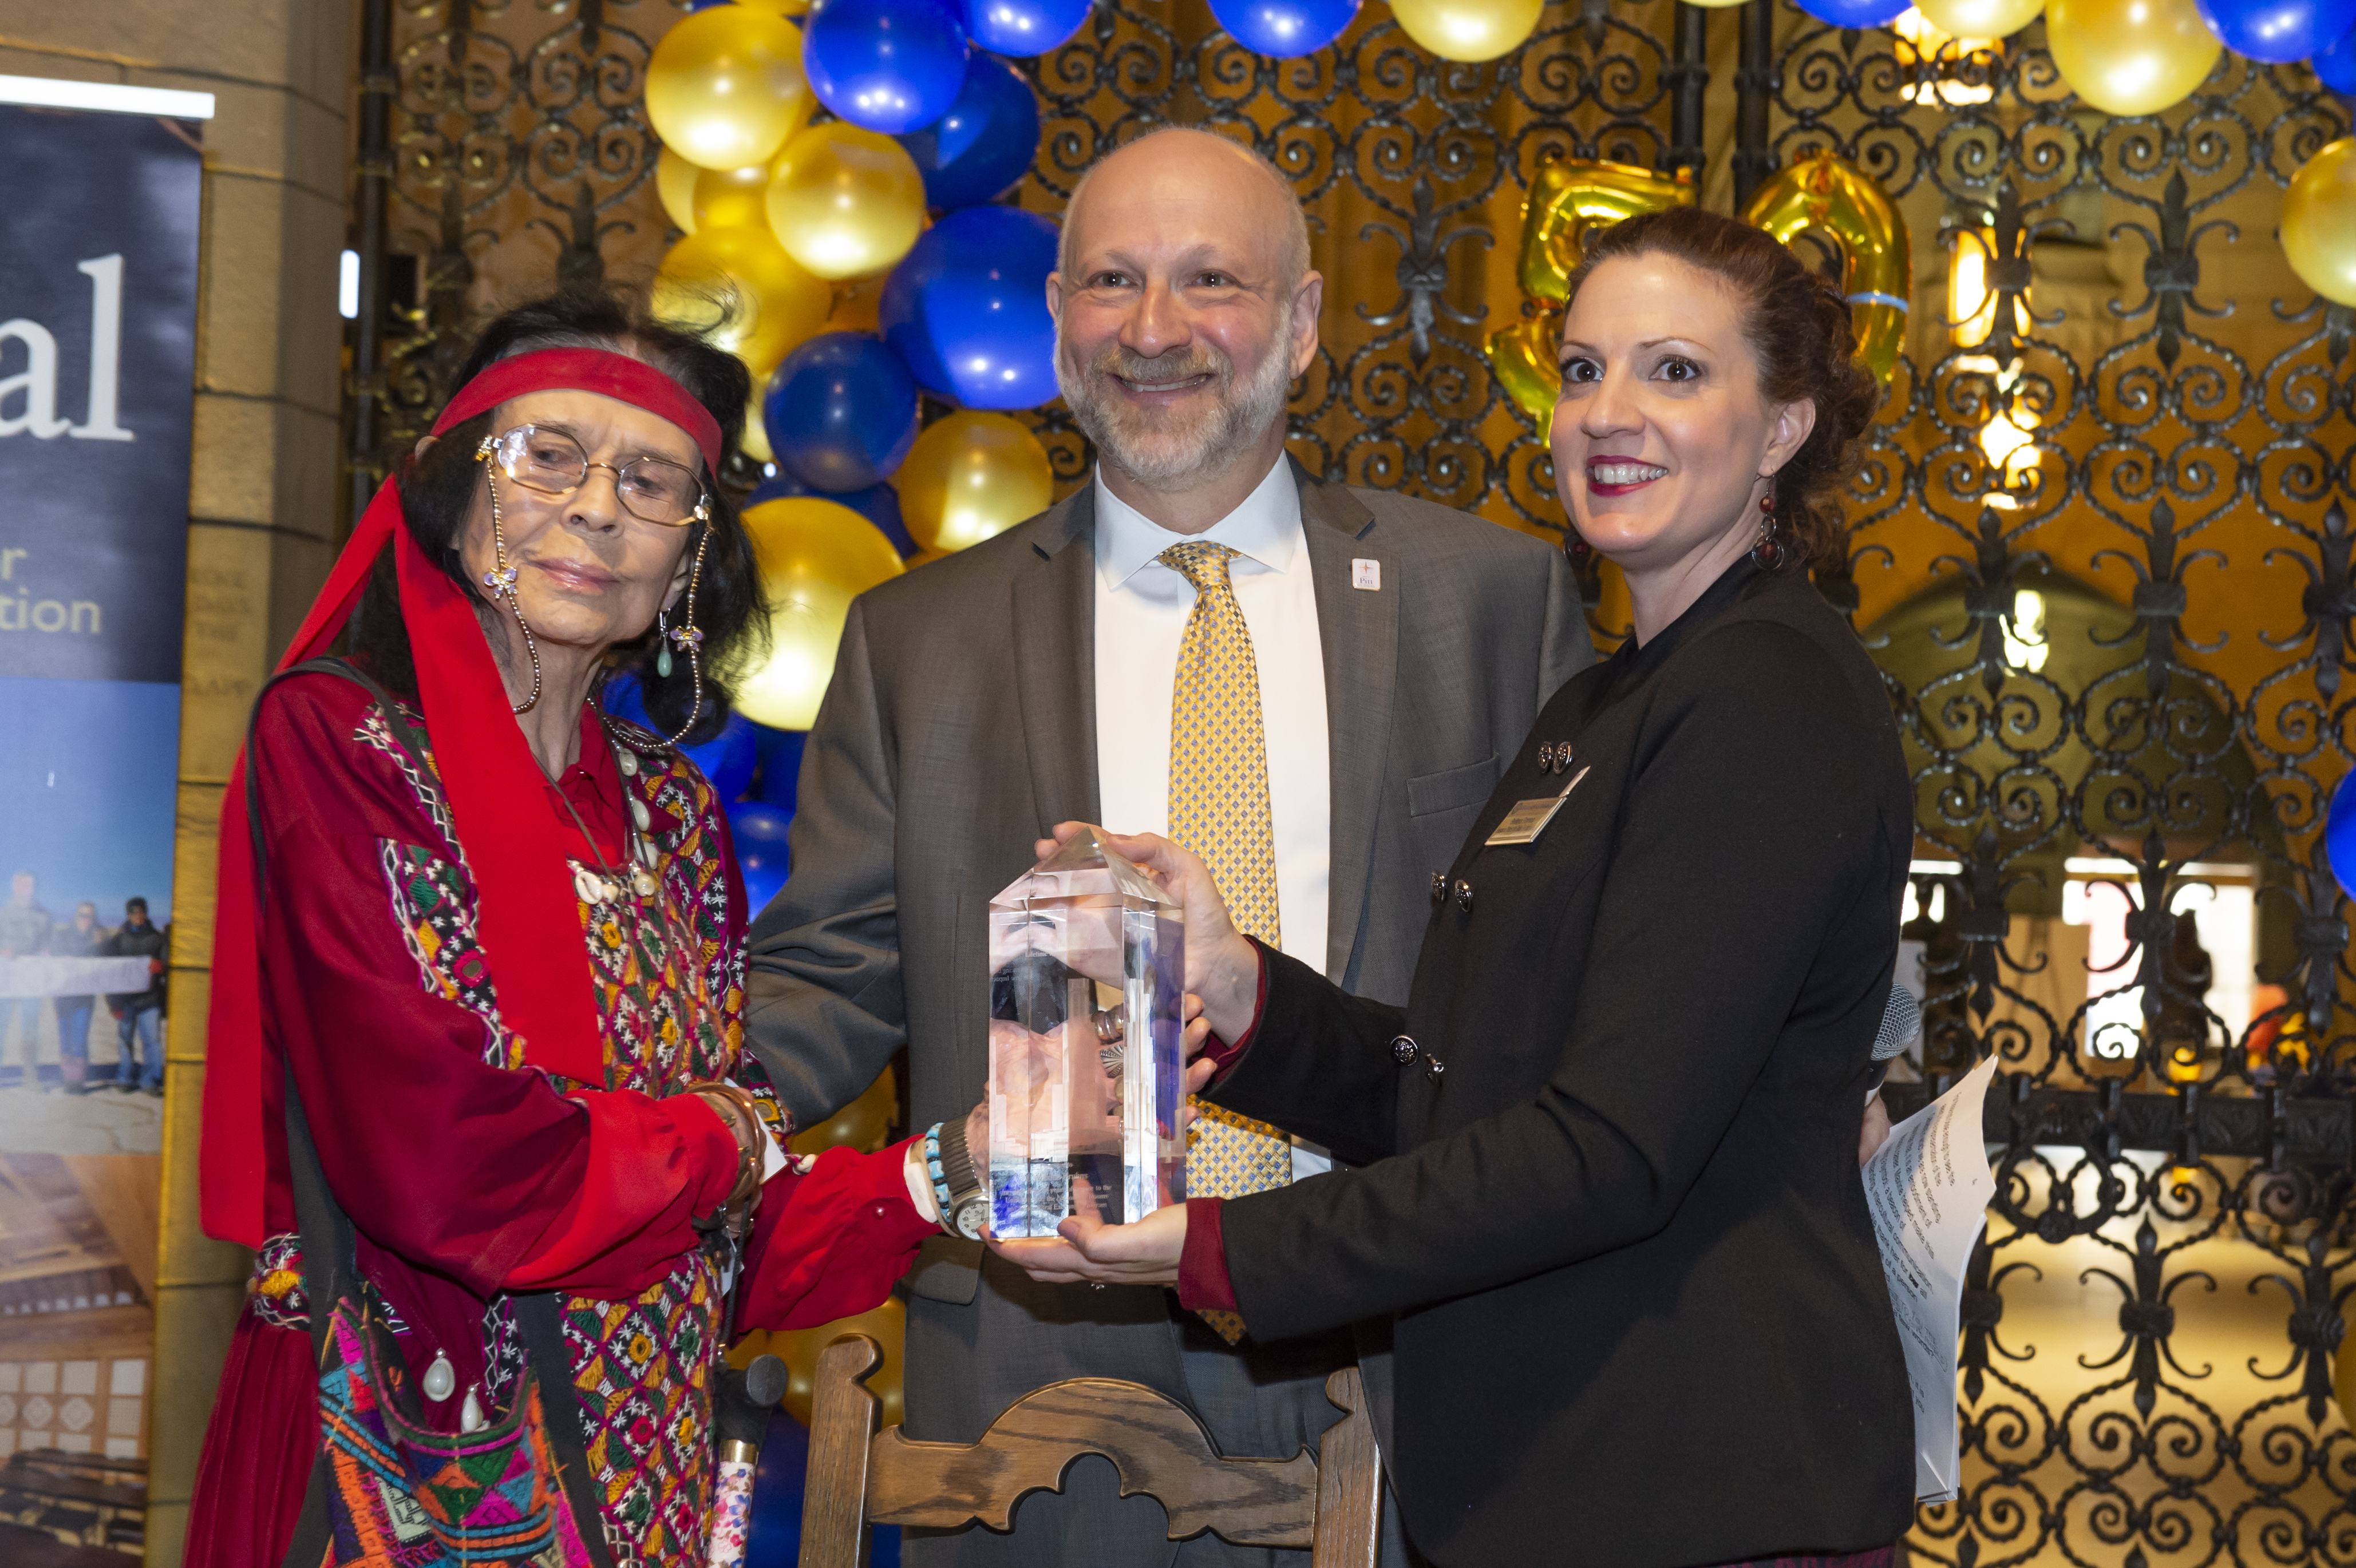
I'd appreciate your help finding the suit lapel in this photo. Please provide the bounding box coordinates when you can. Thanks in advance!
[1293,459,1397,981]
[1009,486,1103,834]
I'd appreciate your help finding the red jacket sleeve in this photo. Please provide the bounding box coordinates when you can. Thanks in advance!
[735,1136,938,1331]
[252,677,741,1302]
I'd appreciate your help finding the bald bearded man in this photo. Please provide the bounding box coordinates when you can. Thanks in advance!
[746,128,1591,1566]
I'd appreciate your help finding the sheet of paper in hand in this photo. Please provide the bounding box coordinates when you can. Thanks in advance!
[1862,1052,1999,1502]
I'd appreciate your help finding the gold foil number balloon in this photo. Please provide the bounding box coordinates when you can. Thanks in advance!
[653,225,832,383]
[2043,0,2220,115]
[2284,137,2356,308]
[896,412,1057,555]
[1389,0,1546,61]
[1739,149,1913,384]
[766,121,930,282]
[1485,160,1694,439]
[646,6,812,172]
[736,496,907,731]
[1486,152,1912,435]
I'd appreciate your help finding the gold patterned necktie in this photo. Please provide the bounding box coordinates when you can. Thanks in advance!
[1160,541,1296,1344]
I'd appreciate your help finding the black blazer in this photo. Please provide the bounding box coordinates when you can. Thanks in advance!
[1207,560,1916,1566]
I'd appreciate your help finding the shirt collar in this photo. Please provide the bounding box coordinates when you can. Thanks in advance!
[1093,453,1302,591]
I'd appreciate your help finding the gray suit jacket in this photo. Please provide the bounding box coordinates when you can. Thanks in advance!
[742,461,1588,1529]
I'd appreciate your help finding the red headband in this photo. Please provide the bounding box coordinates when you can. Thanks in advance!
[437,347,728,471]
[201,346,722,1248]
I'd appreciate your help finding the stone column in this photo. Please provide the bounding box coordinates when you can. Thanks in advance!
[0,4,353,1562]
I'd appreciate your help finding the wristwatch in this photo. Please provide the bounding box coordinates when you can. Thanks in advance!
[936,1112,990,1241]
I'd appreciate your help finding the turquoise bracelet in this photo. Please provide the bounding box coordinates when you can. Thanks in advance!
[922,1122,955,1219]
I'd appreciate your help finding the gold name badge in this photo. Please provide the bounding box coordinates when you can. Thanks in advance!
[1486,766,1590,847]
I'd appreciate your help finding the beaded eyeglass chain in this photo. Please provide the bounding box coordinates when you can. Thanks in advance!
[473,437,711,742]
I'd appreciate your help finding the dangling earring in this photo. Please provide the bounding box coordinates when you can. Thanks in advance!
[1751,476,1784,571]
[658,528,710,747]
[475,439,542,714]
[656,609,674,679]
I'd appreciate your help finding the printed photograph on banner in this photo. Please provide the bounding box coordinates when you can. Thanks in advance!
[0,97,204,1545]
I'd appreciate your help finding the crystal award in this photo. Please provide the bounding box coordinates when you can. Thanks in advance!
[986,826,1185,1238]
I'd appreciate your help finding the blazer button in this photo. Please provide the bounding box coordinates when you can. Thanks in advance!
[1454,878,1475,913]
[1429,872,1447,906]
[1390,1035,1421,1066]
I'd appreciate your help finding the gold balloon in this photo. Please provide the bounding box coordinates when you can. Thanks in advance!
[788,1067,899,1157]
[766,122,930,282]
[1740,149,1913,385]
[1389,0,1544,61]
[1484,159,1694,438]
[736,0,812,14]
[691,161,775,235]
[1915,0,2043,37]
[645,6,811,172]
[898,413,1057,555]
[652,226,831,383]
[2284,138,2356,308]
[734,1303,905,1428]
[735,497,906,730]
[2043,0,2219,116]
[657,145,702,236]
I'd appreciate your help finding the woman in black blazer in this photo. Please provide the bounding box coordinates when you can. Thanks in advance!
[998,207,1917,1567]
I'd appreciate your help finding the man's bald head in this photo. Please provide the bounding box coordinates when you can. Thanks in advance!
[1058,128,1311,289]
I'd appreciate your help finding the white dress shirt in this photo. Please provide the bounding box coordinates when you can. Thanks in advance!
[1091,457,1334,1179]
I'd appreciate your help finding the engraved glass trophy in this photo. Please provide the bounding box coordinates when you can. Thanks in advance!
[986,826,1185,1238]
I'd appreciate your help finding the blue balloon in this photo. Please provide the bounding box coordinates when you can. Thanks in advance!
[752,726,811,811]
[2318,22,2356,88]
[2200,0,2356,59]
[747,472,918,556]
[879,206,1060,409]
[762,333,920,494]
[1207,0,1359,54]
[898,53,1040,209]
[745,1412,900,1565]
[804,0,970,133]
[604,674,757,801]
[728,801,794,916]
[1792,0,1912,25]
[963,0,1092,54]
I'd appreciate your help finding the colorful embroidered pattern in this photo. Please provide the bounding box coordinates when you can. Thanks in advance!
[313,1295,598,1567]
[561,1256,718,1562]
[250,1232,309,1332]
[380,844,521,1070]
[313,702,777,1566]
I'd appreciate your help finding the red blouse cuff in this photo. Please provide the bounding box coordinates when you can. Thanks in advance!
[1193,941,1271,1087]
[1175,1196,1236,1314]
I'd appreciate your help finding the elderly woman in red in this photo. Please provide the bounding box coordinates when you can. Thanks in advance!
[187,294,946,1566]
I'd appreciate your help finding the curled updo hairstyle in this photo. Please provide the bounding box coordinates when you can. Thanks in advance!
[1567,206,1881,579]
[349,288,764,744]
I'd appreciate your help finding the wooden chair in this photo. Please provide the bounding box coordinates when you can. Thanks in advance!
[797,1335,1381,1568]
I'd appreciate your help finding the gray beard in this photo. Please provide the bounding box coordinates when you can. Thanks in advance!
[1056,308,1296,494]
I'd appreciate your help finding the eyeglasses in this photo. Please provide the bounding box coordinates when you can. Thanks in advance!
[477,425,710,527]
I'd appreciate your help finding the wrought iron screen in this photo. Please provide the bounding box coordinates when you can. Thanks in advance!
[351,0,2356,1558]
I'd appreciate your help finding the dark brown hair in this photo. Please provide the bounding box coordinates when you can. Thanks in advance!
[1568,206,1881,579]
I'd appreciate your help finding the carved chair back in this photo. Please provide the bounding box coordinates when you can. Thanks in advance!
[796,1334,1382,1568]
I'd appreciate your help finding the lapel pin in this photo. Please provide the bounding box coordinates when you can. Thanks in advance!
[1351,559,1380,591]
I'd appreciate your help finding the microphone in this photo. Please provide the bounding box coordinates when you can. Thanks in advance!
[1865,983,1922,1096]
[707,1353,792,1568]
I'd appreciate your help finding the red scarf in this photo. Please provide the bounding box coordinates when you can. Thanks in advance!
[200,349,726,1248]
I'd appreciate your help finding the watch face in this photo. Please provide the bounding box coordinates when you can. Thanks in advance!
[952,1195,991,1242]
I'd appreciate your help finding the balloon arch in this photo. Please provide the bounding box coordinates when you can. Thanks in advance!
[346,0,2356,1558]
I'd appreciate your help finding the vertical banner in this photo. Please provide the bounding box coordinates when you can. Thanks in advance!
[0,86,206,1537]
